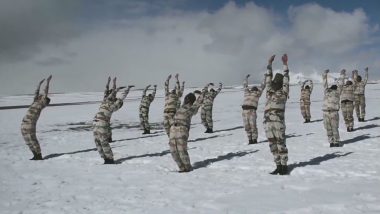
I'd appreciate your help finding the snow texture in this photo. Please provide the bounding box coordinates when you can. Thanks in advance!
[1,83,380,214]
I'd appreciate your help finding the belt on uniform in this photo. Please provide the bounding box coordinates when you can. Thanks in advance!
[264,108,284,113]
[164,109,176,113]
[341,100,353,104]
[140,106,149,109]
[242,105,257,110]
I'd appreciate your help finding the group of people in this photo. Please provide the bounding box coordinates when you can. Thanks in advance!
[20,54,369,175]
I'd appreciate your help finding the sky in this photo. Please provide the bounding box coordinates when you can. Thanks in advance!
[0,0,379,95]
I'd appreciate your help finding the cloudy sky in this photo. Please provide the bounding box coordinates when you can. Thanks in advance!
[0,0,379,95]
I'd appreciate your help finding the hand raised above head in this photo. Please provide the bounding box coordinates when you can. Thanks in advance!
[268,55,275,64]
[281,54,288,65]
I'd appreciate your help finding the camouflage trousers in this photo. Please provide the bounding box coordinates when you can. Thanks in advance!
[163,111,176,136]
[323,111,340,144]
[139,106,150,131]
[201,105,213,129]
[93,123,114,160]
[354,94,366,119]
[264,120,288,165]
[169,125,191,171]
[300,100,311,120]
[21,123,41,154]
[242,109,258,140]
[341,101,354,129]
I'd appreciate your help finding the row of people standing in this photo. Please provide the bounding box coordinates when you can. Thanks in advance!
[20,53,369,176]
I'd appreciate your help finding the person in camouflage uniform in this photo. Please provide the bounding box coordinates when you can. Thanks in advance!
[163,74,181,136]
[21,75,52,160]
[322,69,344,147]
[169,89,206,172]
[340,70,355,132]
[300,80,313,123]
[352,68,368,122]
[93,78,134,164]
[139,84,157,134]
[201,82,222,133]
[264,54,289,176]
[242,74,266,144]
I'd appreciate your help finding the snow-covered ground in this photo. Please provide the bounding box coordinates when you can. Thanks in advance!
[1,83,380,214]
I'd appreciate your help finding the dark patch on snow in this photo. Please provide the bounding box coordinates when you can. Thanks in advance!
[355,124,380,131]
[288,152,353,174]
[188,134,233,143]
[44,148,97,159]
[192,150,259,170]
[342,134,373,145]
[213,126,244,133]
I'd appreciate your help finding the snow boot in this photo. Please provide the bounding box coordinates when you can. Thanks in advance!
[270,165,282,175]
[280,165,288,175]
[30,152,43,160]
[142,129,150,135]
[104,158,115,164]
[205,128,213,133]
[248,139,257,145]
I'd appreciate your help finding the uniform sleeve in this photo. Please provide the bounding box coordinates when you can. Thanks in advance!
[214,83,222,97]
[34,82,42,101]
[322,72,328,90]
[142,86,149,98]
[178,81,185,98]
[282,65,289,96]
[190,92,205,115]
[265,64,273,93]
[309,80,314,93]
[150,87,157,102]
[243,76,249,93]
[119,88,131,100]
[337,72,345,95]
[165,78,170,97]
[364,69,368,85]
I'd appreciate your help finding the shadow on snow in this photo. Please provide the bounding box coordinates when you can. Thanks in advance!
[192,150,259,170]
[288,152,353,174]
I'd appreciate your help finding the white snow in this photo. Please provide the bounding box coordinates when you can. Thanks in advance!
[1,83,380,214]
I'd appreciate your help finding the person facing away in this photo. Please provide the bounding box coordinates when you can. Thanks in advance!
[21,75,52,160]
[264,54,290,176]
[242,73,266,144]
[322,69,344,147]
[340,70,355,132]
[93,77,134,164]
[139,84,157,134]
[352,68,369,122]
[300,80,313,123]
[163,74,181,137]
[168,88,206,173]
[201,82,222,133]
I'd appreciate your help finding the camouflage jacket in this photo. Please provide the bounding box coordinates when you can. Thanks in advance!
[170,93,205,130]
[353,70,368,95]
[164,78,180,112]
[22,82,50,125]
[264,64,289,115]
[140,86,156,109]
[300,80,313,104]
[94,88,131,124]
[202,84,222,107]
[242,75,266,109]
[322,72,343,111]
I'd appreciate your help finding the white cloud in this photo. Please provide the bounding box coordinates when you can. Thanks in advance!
[0,1,379,95]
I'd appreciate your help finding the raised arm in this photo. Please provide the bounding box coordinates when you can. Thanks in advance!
[215,82,223,96]
[202,83,212,93]
[179,81,185,97]
[244,74,249,92]
[363,67,369,85]
[301,80,307,89]
[282,54,289,96]
[352,70,358,82]
[339,69,347,85]
[151,85,157,101]
[119,85,135,100]
[43,75,52,98]
[265,55,275,91]
[309,80,314,92]
[191,90,206,115]
[165,75,171,96]
[143,85,151,97]
[322,70,329,90]
[34,79,45,101]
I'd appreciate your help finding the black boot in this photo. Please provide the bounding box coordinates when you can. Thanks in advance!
[248,139,254,145]
[270,165,282,175]
[104,158,115,164]
[330,143,335,147]
[280,165,288,175]
[30,152,43,160]
[30,151,38,160]
[248,139,257,144]
[142,129,150,134]
[205,128,213,133]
